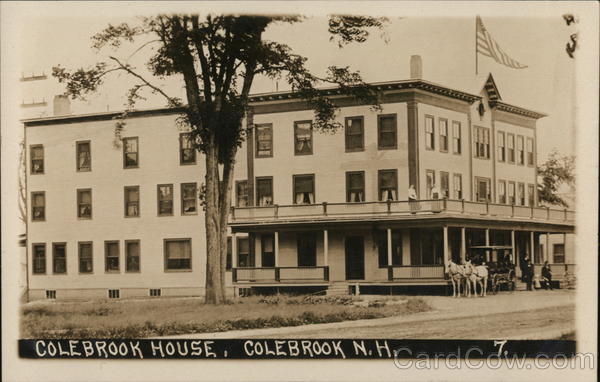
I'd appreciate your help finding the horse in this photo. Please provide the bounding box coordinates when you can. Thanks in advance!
[464,260,489,297]
[445,260,469,298]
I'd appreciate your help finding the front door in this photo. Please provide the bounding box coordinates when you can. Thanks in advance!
[345,236,365,280]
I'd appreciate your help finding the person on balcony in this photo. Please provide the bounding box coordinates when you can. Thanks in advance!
[431,184,440,199]
[408,185,419,213]
[541,261,553,290]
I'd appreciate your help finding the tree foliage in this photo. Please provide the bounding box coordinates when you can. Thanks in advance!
[537,149,575,208]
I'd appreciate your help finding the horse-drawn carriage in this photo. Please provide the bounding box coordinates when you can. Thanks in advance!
[468,245,516,294]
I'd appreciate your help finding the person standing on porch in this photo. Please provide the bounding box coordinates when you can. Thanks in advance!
[541,261,553,290]
[408,185,418,213]
[523,256,534,291]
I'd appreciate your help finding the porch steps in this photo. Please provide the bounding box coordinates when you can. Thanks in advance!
[326,283,351,296]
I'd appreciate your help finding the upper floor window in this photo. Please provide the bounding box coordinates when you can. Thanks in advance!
[425,170,436,198]
[498,180,507,204]
[475,177,491,202]
[32,243,46,274]
[294,174,315,204]
[76,141,91,171]
[255,124,273,157]
[507,134,515,163]
[77,189,92,219]
[517,182,525,206]
[527,184,535,207]
[473,126,490,159]
[256,177,273,206]
[378,114,397,150]
[30,145,44,174]
[181,183,198,215]
[440,171,449,199]
[78,242,93,274]
[497,131,506,162]
[123,137,139,168]
[439,119,448,152]
[164,238,192,271]
[517,136,525,165]
[346,171,365,202]
[345,116,364,152]
[157,184,174,216]
[424,116,435,150]
[105,241,120,272]
[236,180,248,207]
[294,121,313,155]
[508,181,516,205]
[378,169,397,201]
[126,240,140,272]
[526,138,534,166]
[453,173,463,199]
[452,121,462,154]
[31,191,45,221]
[124,186,140,217]
[52,243,67,274]
[180,133,196,165]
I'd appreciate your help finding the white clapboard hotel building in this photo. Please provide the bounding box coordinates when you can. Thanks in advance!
[24,58,575,300]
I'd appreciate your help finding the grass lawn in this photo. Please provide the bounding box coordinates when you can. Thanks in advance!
[21,295,430,339]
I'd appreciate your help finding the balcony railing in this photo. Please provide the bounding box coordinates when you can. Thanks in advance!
[387,265,446,281]
[232,266,329,283]
[230,199,574,225]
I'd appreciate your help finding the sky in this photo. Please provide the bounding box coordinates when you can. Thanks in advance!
[16,5,578,161]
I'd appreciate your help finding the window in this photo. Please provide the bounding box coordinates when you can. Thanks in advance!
[517,136,524,165]
[378,114,397,149]
[294,175,315,204]
[452,121,462,154]
[517,182,525,206]
[30,145,44,174]
[256,177,273,206]
[473,126,490,159]
[439,119,448,152]
[31,191,45,221]
[497,131,506,162]
[346,171,365,202]
[345,116,364,151]
[32,243,46,274]
[261,234,275,267]
[508,181,516,205]
[453,173,463,199]
[126,240,140,272]
[378,230,402,267]
[181,183,197,215]
[378,170,398,201]
[498,180,507,204]
[149,289,161,297]
[294,121,313,155]
[46,290,56,299]
[108,290,120,299]
[236,180,248,207]
[527,184,535,207]
[157,184,173,216]
[440,171,449,198]
[424,115,435,150]
[124,186,140,217]
[237,237,251,267]
[526,138,534,166]
[77,189,92,219]
[76,141,91,171]
[553,244,565,263]
[164,239,192,270]
[425,170,435,199]
[507,134,515,163]
[297,232,316,266]
[226,237,232,270]
[105,241,120,272]
[475,177,491,202]
[255,124,273,157]
[180,133,196,164]
[78,242,93,273]
[52,243,66,274]
[123,137,139,168]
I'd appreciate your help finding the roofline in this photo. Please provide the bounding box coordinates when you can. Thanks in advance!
[490,100,547,119]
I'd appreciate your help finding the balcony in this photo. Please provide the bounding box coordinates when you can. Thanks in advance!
[230,199,575,227]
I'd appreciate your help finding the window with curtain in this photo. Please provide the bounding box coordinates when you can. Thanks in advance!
[30,145,44,174]
[76,141,91,171]
[453,173,463,199]
[517,136,525,165]
[256,177,273,206]
[165,239,191,270]
[294,175,315,204]
[497,131,506,162]
[475,177,491,202]
[527,184,535,207]
[237,237,251,267]
[256,124,273,157]
[32,244,46,274]
[474,126,490,159]
[378,114,397,149]
[378,170,397,201]
[180,133,196,164]
[52,243,67,274]
[498,180,507,204]
[261,234,275,267]
[126,240,140,272]
[424,116,435,150]
[377,230,402,267]
[507,134,515,163]
[77,189,92,219]
[452,121,462,154]
[526,138,534,166]
[124,186,140,217]
[346,171,365,202]
[440,172,449,198]
[32,191,45,221]
[157,184,173,216]
[425,170,435,199]
[79,242,93,273]
[105,241,120,272]
[508,182,516,205]
[123,137,139,168]
[236,180,248,207]
[294,121,313,155]
[439,119,448,152]
[345,116,364,151]
[518,182,525,205]
[181,183,197,215]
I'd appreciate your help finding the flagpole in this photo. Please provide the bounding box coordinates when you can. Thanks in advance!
[475,16,478,76]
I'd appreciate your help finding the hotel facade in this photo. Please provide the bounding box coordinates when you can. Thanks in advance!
[23,69,576,300]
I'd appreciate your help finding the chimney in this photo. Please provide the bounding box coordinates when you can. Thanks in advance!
[53,95,71,116]
[410,55,422,79]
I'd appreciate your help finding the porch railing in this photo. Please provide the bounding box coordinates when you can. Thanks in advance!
[232,266,329,283]
[387,265,446,281]
[230,199,574,225]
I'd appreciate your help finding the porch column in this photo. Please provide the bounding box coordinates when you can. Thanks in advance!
[387,228,393,266]
[530,231,535,263]
[563,233,567,263]
[545,232,550,263]
[323,230,329,266]
[460,227,466,263]
[443,226,449,265]
[274,231,279,267]
[511,230,516,267]
[232,233,238,268]
[485,229,490,245]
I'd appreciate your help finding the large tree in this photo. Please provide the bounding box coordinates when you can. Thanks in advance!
[53,14,386,304]
[537,149,575,208]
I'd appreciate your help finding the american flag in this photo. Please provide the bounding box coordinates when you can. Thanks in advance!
[476,16,527,70]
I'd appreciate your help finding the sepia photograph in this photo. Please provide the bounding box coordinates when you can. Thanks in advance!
[1,1,597,381]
